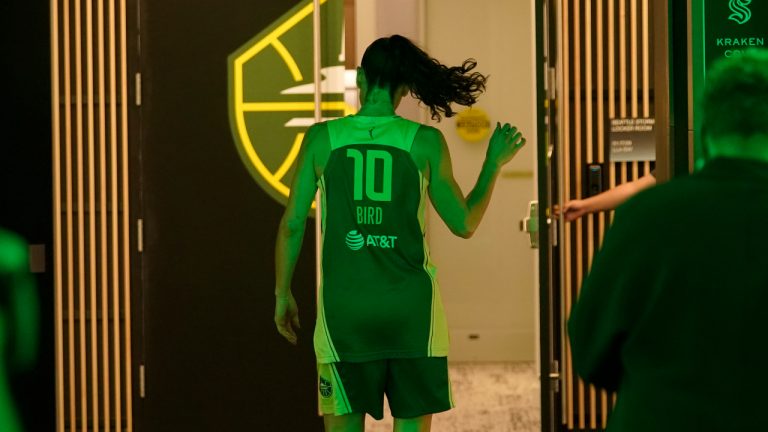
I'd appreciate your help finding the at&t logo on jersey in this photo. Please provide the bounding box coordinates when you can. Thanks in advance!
[345,230,398,251]
[345,231,365,250]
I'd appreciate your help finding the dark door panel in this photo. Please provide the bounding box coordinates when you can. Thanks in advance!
[139,1,322,430]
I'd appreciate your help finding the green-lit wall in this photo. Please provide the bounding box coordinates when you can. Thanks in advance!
[691,0,768,168]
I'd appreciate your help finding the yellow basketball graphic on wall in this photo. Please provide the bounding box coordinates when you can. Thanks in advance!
[228,0,354,207]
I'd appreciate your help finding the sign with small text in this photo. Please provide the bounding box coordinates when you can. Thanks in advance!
[609,118,656,162]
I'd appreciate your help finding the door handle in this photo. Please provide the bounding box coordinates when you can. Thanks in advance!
[520,201,553,249]
[520,201,540,249]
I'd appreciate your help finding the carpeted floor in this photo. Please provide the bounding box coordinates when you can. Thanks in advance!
[365,362,540,432]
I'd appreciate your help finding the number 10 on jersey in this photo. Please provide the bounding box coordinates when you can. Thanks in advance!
[346,148,393,202]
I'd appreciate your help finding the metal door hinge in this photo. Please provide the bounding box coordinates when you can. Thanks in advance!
[137,218,144,252]
[549,360,561,392]
[551,217,558,248]
[140,364,146,398]
[29,244,46,273]
[547,66,557,101]
[135,72,142,106]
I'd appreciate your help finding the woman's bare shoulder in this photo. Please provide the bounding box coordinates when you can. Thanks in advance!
[412,124,445,157]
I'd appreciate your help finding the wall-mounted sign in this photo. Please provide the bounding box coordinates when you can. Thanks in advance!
[609,118,656,162]
[228,0,352,207]
[455,107,491,143]
[703,0,767,69]
[692,0,768,167]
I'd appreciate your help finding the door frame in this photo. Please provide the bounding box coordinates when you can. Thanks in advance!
[535,0,558,431]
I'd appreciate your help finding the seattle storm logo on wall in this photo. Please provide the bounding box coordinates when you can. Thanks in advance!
[227,0,355,207]
[728,0,752,25]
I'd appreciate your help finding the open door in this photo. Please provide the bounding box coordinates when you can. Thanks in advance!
[137,1,347,430]
[534,1,561,431]
[536,1,661,431]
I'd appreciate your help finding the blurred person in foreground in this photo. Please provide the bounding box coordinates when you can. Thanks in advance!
[568,49,768,431]
[0,228,39,432]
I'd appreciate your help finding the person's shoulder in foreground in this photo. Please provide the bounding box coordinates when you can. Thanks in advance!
[0,228,28,273]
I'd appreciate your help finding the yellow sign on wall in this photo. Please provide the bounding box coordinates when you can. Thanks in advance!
[455,107,491,143]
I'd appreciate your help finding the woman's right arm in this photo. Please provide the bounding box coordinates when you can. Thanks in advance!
[273,123,326,344]
[419,122,525,238]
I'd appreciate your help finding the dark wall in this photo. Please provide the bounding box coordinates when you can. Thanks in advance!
[139,1,321,430]
[1,0,56,431]
[1,0,323,430]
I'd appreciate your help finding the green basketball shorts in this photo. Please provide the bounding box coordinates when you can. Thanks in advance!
[317,357,454,420]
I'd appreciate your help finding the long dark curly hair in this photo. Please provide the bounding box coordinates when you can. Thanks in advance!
[360,34,488,121]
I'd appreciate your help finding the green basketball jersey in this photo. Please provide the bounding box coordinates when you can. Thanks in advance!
[314,115,449,363]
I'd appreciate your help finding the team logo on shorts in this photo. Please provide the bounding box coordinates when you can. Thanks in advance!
[227,0,355,207]
[319,376,333,398]
[345,230,365,250]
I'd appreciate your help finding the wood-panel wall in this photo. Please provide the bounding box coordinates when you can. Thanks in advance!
[51,1,134,430]
[559,0,655,429]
